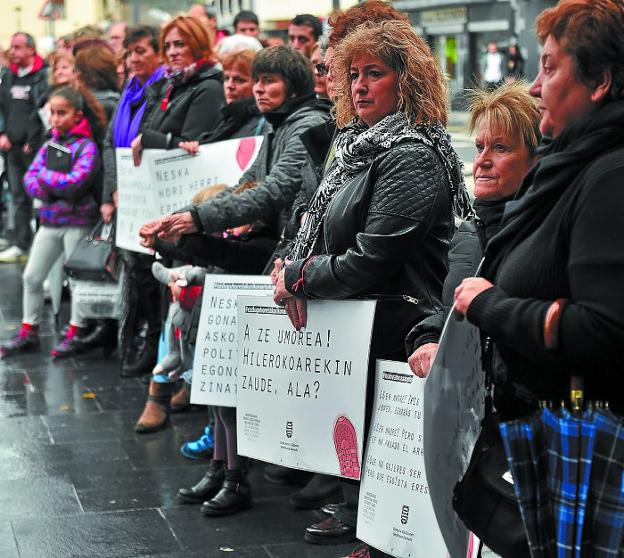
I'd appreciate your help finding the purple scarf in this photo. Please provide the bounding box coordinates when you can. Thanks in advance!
[112,66,166,147]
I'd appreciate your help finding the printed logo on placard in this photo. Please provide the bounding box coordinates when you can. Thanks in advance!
[400,505,409,525]
[286,421,293,439]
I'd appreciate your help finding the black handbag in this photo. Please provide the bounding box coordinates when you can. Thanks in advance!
[452,412,529,557]
[64,220,119,282]
[451,336,530,558]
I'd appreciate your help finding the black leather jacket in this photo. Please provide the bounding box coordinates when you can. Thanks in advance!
[285,141,452,359]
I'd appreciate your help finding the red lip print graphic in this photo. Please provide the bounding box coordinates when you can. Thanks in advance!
[333,415,360,479]
[236,137,257,171]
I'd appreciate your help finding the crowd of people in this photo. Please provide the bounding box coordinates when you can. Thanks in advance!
[0,0,623,557]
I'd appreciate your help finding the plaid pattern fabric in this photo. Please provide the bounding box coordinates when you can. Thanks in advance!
[500,408,624,558]
[582,410,624,557]
[543,408,595,558]
[499,412,556,558]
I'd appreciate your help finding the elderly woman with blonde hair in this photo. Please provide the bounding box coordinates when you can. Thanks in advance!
[408,81,541,377]
[272,19,472,549]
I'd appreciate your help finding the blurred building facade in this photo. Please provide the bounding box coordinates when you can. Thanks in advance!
[116,0,358,37]
[2,0,553,106]
[394,0,556,107]
[0,0,114,52]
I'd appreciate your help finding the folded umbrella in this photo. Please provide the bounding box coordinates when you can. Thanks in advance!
[581,407,624,557]
[500,396,624,558]
[499,410,555,558]
[542,407,595,558]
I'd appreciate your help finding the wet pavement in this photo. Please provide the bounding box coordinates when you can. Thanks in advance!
[0,263,355,558]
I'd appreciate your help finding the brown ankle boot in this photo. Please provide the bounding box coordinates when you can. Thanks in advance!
[170,383,191,414]
[135,379,174,433]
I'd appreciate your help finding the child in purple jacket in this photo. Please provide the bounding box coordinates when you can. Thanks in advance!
[0,87,102,358]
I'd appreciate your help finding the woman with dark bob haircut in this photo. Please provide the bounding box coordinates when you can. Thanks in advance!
[139,45,330,249]
[137,47,330,516]
[455,0,624,419]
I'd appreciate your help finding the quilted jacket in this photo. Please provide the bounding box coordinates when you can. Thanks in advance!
[23,117,99,227]
[192,95,330,235]
[404,197,509,354]
[284,141,453,359]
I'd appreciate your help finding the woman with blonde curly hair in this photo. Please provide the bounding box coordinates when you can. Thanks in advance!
[272,19,472,552]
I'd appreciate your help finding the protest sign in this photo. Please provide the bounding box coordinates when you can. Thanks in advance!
[423,313,484,558]
[115,148,153,254]
[116,136,263,253]
[357,359,448,558]
[190,274,274,407]
[236,295,376,479]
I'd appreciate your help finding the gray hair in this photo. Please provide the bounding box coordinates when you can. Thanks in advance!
[13,32,36,50]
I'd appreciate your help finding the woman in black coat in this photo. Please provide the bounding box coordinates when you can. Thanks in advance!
[454,0,624,420]
[130,15,224,164]
[128,16,225,433]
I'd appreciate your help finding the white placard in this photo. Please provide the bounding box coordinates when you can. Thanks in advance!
[236,295,376,479]
[115,148,153,254]
[357,359,448,558]
[423,313,484,558]
[116,136,263,253]
[190,274,274,407]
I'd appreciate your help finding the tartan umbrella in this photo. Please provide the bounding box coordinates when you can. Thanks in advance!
[582,408,624,556]
[499,402,624,558]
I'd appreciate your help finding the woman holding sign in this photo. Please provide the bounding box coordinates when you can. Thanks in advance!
[454,0,624,419]
[272,20,472,550]
[119,17,226,382]
[130,15,224,165]
[138,46,330,246]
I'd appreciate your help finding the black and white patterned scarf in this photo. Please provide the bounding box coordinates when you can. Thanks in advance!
[289,112,473,261]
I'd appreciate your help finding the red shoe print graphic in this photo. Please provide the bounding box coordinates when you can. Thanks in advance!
[236,137,257,171]
[333,416,360,479]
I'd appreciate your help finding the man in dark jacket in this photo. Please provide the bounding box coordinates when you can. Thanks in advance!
[0,32,49,262]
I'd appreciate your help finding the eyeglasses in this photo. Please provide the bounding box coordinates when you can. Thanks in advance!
[315,63,328,77]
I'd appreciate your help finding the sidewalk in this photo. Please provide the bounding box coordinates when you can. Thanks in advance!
[0,263,354,558]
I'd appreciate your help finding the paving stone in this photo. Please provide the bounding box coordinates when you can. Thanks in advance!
[0,521,19,558]
[0,476,81,520]
[11,509,182,558]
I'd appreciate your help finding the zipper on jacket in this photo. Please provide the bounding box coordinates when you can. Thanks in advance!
[356,294,419,305]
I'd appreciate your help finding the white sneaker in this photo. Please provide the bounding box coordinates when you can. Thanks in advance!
[0,245,27,263]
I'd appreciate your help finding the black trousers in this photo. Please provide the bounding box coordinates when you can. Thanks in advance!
[6,147,33,250]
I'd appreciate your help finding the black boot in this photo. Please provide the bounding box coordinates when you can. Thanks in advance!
[264,463,312,486]
[178,461,225,504]
[71,320,117,357]
[289,473,343,510]
[200,469,252,517]
[121,344,157,377]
